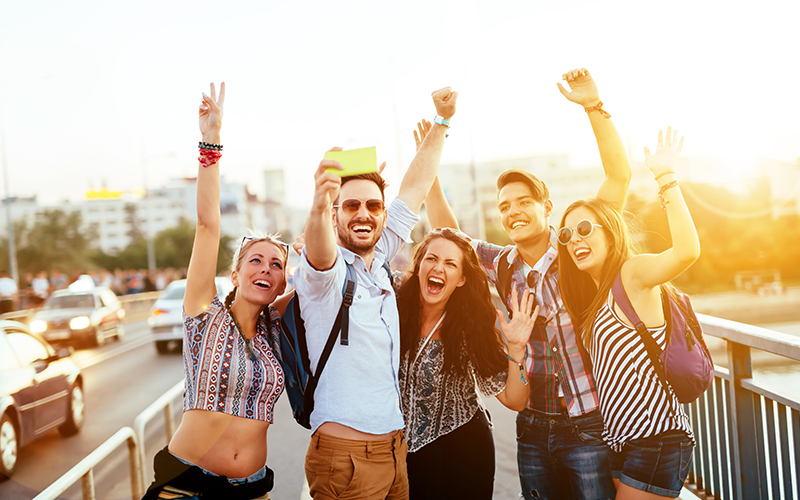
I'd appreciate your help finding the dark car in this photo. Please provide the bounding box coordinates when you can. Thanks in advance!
[28,287,125,347]
[0,321,84,478]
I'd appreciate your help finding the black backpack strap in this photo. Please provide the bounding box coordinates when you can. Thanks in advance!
[339,263,358,346]
[495,247,515,317]
[610,273,672,398]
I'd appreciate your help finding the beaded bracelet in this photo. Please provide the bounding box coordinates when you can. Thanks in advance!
[658,180,679,212]
[584,100,611,119]
[198,141,223,151]
[198,143,223,168]
[508,350,529,385]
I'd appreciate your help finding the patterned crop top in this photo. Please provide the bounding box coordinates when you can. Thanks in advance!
[182,295,285,423]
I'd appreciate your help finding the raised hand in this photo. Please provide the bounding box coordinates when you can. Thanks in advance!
[556,68,600,107]
[199,82,225,140]
[497,288,540,353]
[311,147,344,215]
[431,87,458,121]
[293,233,305,256]
[413,119,433,152]
[644,127,684,178]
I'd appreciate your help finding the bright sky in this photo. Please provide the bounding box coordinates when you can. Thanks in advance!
[1,0,798,207]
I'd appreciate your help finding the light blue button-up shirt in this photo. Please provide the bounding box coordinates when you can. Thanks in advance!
[295,198,419,434]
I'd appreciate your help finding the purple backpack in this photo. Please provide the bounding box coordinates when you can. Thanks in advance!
[611,273,713,404]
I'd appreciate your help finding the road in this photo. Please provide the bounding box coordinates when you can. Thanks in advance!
[0,315,527,499]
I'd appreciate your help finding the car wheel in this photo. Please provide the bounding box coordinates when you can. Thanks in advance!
[0,413,18,478]
[58,383,85,437]
[155,341,170,354]
[114,323,125,342]
[89,327,104,347]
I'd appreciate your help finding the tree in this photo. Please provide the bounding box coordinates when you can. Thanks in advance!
[13,209,95,276]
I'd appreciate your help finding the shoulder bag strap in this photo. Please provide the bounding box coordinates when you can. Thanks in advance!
[610,273,672,397]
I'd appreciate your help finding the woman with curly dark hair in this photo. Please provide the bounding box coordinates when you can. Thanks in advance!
[397,225,538,499]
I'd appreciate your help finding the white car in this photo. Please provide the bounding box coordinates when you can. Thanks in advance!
[149,277,233,354]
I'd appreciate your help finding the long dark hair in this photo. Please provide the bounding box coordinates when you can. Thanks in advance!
[557,198,635,349]
[397,229,507,378]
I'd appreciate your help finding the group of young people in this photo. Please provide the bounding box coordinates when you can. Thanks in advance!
[142,67,700,500]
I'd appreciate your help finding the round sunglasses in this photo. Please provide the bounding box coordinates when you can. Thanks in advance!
[333,198,386,216]
[557,219,603,245]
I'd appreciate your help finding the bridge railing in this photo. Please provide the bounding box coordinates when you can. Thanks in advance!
[685,313,800,500]
[31,427,142,500]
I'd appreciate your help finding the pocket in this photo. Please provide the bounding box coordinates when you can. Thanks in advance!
[575,413,605,444]
[515,414,531,440]
[678,442,694,483]
[329,452,361,498]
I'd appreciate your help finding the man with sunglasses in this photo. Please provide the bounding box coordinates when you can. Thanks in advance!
[425,68,630,500]
[295,87,457,499]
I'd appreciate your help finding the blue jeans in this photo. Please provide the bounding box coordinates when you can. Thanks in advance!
[609,430,694,498]
[516,408,615,500]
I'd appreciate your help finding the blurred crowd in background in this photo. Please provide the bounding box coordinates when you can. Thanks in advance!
[0,268,188,313]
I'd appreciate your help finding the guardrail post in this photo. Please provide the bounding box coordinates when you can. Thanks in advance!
[728,341,763,499]
[128,434,143,499]
[80,469,96,500]
[164,402,175,442]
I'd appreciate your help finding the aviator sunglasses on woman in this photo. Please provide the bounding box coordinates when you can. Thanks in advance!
[557,219,603,245]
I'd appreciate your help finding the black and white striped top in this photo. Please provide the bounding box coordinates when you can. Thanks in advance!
[590,292,694,453]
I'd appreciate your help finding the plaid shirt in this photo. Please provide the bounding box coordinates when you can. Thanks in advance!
[472,228,599,416]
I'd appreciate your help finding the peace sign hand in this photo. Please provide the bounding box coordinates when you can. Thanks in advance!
[199,82,225,141]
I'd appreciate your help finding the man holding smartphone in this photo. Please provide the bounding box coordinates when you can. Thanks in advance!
[295,87,457,499]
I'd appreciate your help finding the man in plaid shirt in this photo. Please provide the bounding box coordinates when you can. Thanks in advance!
[426,68,630,500]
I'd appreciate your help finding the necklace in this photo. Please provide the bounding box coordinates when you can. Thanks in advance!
[226,305,258,362]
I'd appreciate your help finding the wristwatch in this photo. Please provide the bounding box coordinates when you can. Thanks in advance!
[433,115,450,128]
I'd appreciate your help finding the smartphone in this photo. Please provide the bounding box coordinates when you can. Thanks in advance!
[324,147,378,177]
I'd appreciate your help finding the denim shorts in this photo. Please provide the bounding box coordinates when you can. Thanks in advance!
[609,430,694,498]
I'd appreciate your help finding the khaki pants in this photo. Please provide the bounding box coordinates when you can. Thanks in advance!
[305,430,409,499]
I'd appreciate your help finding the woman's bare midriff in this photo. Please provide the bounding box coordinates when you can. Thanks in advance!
[317,421,395,441]
[168,409,270,478]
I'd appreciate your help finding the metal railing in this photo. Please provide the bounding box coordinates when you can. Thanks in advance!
[684,313,800,500]
[32,427,142,500]
[133,379,185,492]
[31,380,183,500]
[0,291,161,325]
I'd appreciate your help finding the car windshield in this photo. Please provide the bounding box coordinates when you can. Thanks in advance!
[162,283,187,300]
[44,294,95,309]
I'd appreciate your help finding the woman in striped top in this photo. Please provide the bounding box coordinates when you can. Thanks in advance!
[557,128,701,499]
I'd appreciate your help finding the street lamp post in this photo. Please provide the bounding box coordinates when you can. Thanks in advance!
[0,133,18,287]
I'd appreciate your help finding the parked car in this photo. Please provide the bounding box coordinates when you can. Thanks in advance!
[28,287,125,348]
[0,321,84,478]
[150,277,233,354]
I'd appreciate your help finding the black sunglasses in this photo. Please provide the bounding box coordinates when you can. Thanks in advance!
[333,198,385,216]
[557,220,603,245]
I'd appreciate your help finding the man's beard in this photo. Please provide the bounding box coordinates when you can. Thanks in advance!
[336,219,383,257]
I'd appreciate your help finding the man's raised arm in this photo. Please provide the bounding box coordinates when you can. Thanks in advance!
[303,151,344,271]
[558,68,631,211]
[396,87,458,214]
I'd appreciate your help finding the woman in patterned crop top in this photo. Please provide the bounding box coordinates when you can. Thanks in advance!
[557,129,700,499]
[143,83,287,500]
[397,227,540,499]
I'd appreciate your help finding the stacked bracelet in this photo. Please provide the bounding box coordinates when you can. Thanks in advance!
[198,141,223,151]
[584,101,611,119]
[198,142,223,168]
[508,351,528,385]
[658,180,679,212]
